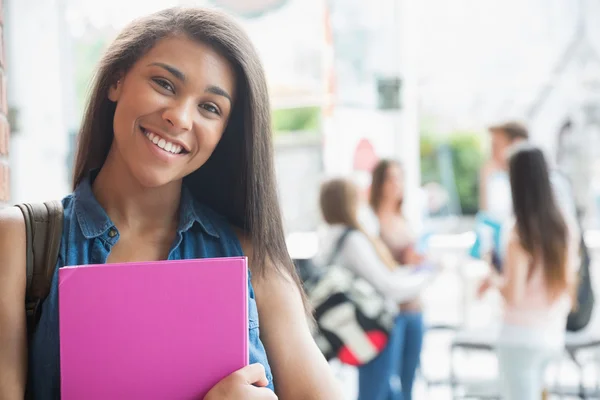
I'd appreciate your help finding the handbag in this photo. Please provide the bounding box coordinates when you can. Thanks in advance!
[304,228,395,366]
[566,218,595,332]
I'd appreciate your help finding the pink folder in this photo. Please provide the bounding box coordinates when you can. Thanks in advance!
[58,257,249,400]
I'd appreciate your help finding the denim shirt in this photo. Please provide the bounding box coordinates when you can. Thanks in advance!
[29,174,274,399]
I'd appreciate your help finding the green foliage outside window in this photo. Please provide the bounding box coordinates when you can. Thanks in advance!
[420,130,484,215]
[272,107,321,134]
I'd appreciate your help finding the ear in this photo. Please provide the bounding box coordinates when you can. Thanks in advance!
[108,78,123,102]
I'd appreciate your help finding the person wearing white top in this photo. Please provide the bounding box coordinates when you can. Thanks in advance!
[318,178,439,400]
[478,146,579,400]
[316,224,434,304]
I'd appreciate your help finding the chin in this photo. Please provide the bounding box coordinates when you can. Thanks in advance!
[130,166,181,189]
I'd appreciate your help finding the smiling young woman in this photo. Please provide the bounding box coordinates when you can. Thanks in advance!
[0,7,343,400]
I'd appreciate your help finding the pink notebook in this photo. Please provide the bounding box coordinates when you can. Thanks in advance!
[58,257,248,400]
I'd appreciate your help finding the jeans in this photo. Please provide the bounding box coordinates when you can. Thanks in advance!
[497,344,558,400]
[358,312,424,400]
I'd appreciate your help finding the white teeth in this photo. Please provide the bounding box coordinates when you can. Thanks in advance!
[143,129,184,154]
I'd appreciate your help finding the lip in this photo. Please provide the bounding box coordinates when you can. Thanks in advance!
[140,125,191,153]
[140,126,188,162]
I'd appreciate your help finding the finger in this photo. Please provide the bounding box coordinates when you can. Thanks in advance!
[240,363,269,387]
[248,385,278,400]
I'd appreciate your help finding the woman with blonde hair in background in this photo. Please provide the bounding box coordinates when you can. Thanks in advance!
[370,159,429,400]
[318,178,438,400]
[478,145,579,399]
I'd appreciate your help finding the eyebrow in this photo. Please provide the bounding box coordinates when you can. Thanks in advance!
[205,85,232,104]
[148,62,185,81]
[148,62,232,105]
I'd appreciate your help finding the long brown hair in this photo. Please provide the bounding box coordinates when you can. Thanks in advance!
[72,8,300,288]
[370,159,402,214]
[509,145,569,299]
[320,178,397,269]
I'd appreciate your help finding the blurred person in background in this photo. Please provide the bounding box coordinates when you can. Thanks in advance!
[479,122,529,220]
[369,160,430,400]
[477,121,578,267]
[478,145,579,399]
[353,170,381,237]
[318,178,439,400]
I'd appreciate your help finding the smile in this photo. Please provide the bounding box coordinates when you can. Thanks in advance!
[141,127,187,155]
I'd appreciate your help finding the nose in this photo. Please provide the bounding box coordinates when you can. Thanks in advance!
[162,100,194,132]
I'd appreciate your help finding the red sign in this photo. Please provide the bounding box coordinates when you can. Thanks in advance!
[353,138,379,172]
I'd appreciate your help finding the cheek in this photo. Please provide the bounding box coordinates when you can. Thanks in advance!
[190,125,226,163]
[203,125,225,153]
[384,182,394,195]
[112,100,138,138]
[111,108,126,141]
[492,146,503,158]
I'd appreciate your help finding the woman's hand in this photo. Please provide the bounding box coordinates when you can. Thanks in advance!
[233,227,345,400]
[477,270,502,299]
[414,253,445,274]
[476,275,493,298]
[403,246,426,265]
[203,364,277,400]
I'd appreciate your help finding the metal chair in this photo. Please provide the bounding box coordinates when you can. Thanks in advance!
[449,328,499,399]
[448,328,600,399]
[562,332,600,398]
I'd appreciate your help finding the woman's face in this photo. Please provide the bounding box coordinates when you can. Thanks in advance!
[491,130,512,167]
[382,164,404,202]
[108,35,237,188]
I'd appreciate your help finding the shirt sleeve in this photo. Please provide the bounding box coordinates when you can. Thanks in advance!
[338,231,434,303]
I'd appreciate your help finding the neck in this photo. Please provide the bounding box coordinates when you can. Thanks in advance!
[492,157,508,171]
[92,150,181,234]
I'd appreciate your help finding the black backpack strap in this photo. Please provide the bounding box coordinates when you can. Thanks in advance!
[15,201,64,343]
[304,228,355,289]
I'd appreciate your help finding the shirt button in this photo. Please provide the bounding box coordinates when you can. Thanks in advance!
[108,228,118,238]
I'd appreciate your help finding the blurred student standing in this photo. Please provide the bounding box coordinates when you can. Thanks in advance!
[370,160,430,400]
[478,121,578,264]
[317,178,438,400]
[478,145,579,399]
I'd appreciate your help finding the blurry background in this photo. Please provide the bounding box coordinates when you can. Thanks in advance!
[5,0,600,232]
[1,0,600,398]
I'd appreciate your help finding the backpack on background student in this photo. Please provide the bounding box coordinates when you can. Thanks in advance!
[301,229,395,366]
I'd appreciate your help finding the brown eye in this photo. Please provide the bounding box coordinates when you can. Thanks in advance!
[200,103,220,115]
[152,78,175,93]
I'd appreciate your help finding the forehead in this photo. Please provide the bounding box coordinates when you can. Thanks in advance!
[135,35,236,96]
[386,165,402,179]
[491,130,510,142]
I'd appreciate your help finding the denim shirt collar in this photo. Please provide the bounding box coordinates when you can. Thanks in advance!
[73,172,219,239]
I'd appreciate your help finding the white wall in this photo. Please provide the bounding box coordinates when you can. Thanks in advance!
[6,0,70,204]
[274,135,324,233]
[321,0,423,232]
